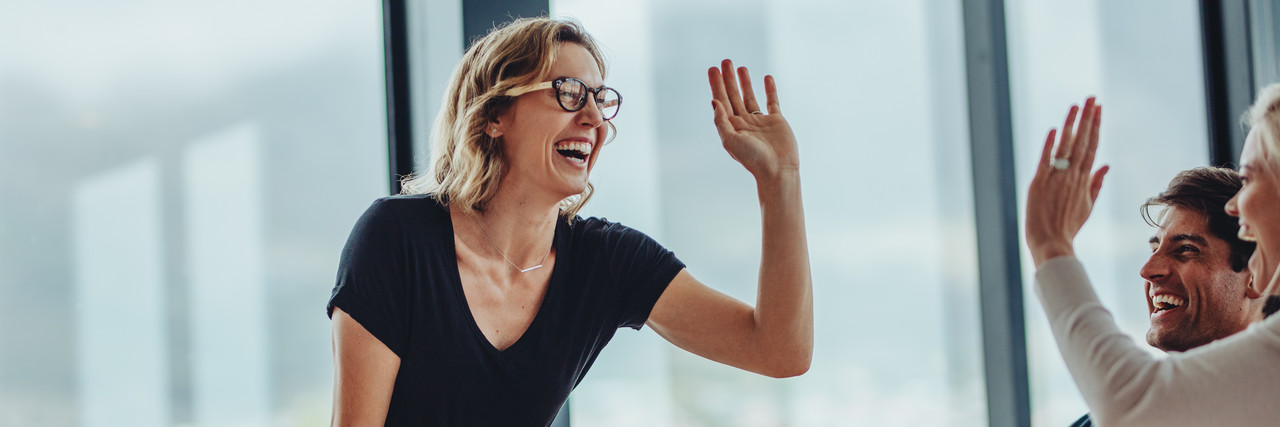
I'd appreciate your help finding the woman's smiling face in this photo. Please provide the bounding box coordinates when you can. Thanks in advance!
[491,42,608,201]
[1227,129,1280,286]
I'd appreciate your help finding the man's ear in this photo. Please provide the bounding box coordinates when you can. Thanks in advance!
[1246,273,1264,299]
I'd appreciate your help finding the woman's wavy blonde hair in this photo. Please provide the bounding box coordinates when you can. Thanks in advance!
[399,17,609,219]
[1248,84,1280,173]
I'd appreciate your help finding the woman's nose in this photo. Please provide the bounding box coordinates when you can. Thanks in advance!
[577,97,604,128]
[1226,192,1241,217]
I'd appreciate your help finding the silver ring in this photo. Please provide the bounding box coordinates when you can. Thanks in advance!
[1051,158,1070,170]
[749,110,762,115]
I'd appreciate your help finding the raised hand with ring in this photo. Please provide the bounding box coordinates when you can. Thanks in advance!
[1024,96,1110,267]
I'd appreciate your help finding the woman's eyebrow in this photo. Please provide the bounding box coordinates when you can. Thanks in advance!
[558,75,605,87]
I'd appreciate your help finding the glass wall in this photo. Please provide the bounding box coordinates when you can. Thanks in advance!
[0,0,1234,425]
[549,1,987,425]
[1252,0,1280,90]
[1004,0,1210,424]
[0,2,387,426]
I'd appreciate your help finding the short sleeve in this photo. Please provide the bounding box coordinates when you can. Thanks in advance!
[595,222,686,330]
[327,198,410,356]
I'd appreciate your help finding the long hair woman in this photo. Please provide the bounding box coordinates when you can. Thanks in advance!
[1024,86,1280,425]
[326,17,812,426]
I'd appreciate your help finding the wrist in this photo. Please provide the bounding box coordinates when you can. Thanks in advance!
[1030,242,1075,268]
[754,165,801,184]
[756,168,801,195]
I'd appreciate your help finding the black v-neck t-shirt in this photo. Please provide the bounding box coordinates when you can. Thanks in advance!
[326,195,685,426]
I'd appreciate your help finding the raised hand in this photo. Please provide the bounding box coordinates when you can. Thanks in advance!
[1025,97,1110,267]
[707,59,799,179]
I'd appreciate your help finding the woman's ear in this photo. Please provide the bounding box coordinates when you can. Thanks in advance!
[487,119,505,138]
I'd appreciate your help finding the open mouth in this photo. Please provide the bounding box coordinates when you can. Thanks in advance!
[554,141,592,164]
[1239,222,1258,242]
[1151,294,1186,315]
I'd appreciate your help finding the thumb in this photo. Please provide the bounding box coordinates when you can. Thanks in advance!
[1088,165,1110,203]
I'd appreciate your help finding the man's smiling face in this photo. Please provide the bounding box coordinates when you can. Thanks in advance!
[1142,206,1259,352]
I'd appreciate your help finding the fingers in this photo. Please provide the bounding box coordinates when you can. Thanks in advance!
[720,59,747,116]
[738,67,762,115]
[1037,128,1057,176]
[707,67,730,111]
[710,60,779,117]
[765,75,781,114]
[1089,165,1110,203]
[1081,104,1102,171]
[1056,105,1080,161]
[1070,97,1098,168]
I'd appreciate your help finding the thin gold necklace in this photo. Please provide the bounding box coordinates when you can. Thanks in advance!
[474,214,552,273]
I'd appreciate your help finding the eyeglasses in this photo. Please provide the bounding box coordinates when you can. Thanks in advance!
[504,77,622,121]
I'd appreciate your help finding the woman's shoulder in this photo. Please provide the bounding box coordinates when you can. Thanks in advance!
[570,215,628,234]
[567,215,660,246]
[349,194,451,240]
[368,193,444,209]
[361,194,447,220]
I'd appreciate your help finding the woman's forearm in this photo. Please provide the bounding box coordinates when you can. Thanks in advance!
[751,169,814,375]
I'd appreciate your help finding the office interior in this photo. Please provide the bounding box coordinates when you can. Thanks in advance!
[1,0,1276,426]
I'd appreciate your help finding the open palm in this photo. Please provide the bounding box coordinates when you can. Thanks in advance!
[707,59,799,178]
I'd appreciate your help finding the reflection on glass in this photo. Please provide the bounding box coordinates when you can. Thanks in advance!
[0,2,385,426]
[1251,0,1280,89]
[551,1,985,425]
[73,158,169,427]
[183,124,270,426]
[1005,0,1209,424]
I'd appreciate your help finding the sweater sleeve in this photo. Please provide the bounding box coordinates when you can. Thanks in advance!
[1034,256,1280,426]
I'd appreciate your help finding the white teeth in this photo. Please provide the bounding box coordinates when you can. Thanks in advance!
[554,141,593,156]
[1151,294,1186,311]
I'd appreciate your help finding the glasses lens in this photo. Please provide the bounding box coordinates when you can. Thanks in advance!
[557,79,587,110]
[598,88,621,120]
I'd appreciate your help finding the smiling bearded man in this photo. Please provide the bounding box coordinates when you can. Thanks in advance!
[1069,167,1262,427]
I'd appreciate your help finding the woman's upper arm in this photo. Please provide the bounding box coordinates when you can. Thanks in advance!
[645,269,771,374]
[331,307,400,427]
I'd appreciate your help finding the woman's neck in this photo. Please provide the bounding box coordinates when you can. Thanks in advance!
[455,185,562,265]
[1262,242,1280,294]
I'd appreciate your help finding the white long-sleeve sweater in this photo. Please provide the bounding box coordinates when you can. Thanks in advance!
[1035,256,1280,426]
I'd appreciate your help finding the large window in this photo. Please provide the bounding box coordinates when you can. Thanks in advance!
[4,0,1251,425]
[551,1,987,425]
[1252,0,1280,90]
[0,2,386,426]
[1004,0,1210,424]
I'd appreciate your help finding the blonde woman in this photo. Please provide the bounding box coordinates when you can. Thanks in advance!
[326,18,812,426]
[1024,87,1280,425]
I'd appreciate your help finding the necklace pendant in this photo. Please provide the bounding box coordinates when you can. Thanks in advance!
[518,264,544,273]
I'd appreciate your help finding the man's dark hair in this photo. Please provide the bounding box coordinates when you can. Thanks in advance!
[1141,167,1255,272]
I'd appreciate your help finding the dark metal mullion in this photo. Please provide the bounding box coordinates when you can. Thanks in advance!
[384,0,414,195]
[462,0,549,43]
[1201,0,1255,167]
[961,0,1032,426]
